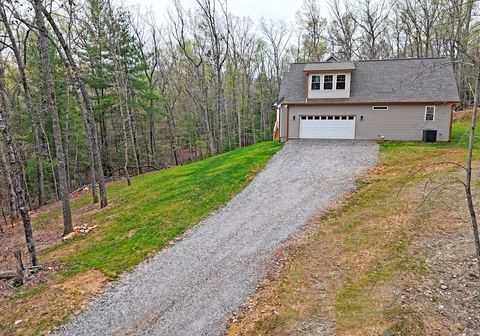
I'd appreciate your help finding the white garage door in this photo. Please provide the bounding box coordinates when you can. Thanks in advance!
[299,115,355,139]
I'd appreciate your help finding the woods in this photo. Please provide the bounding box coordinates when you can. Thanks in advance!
[0,0,478,240]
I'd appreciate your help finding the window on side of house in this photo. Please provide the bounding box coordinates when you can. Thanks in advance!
[425,106,435,121]
[311,75,321,90]
[336,74,346,90]
[323,75,333,90]
[372,106,388,110]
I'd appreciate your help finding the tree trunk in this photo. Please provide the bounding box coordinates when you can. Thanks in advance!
[71,75,99,203]
[149,98,159,168]
[13,249,26,287]
[119,101,132,186]
[41,5,108,208]
[1,207,7,230]
[0,70,38,266]
[216,67,224,153]
[0,143,17,224]
[124,89,141,176]
[0,4,46,207]
[465,74,480,294]
[32,0,73,235]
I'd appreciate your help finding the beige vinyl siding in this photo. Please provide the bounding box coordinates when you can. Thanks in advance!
[280,103,452,141]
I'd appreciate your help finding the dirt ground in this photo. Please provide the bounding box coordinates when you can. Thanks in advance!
[0,209,61,296]
[0,187,95,304]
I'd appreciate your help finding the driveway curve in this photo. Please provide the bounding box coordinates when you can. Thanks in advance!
[55,140,378,336]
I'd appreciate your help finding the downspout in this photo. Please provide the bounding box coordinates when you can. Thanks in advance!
[448,103,454,142]
[286,104,290,141]
[305,72,309,102]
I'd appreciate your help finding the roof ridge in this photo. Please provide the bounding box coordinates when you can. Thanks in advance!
[356,57,449,63]
[292,56,449,65]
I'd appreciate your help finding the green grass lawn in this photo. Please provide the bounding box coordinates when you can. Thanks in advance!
[0,141,283,336]
[6,116,479,336]
[44,141,283,278]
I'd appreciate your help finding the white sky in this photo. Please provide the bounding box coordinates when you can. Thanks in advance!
[121,0,330,26]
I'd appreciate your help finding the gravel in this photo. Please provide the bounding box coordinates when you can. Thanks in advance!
[54,140,378,336]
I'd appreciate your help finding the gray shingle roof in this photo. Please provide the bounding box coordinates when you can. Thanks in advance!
[279,58,460,103]
[303,61,355,71]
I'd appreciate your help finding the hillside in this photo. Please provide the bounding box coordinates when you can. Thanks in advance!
[227,116,480,335]
[0,141,282,336]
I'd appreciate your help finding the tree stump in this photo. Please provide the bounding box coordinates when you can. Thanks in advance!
[13,249,26,287]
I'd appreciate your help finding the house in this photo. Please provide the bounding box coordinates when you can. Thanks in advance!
[273,57,460,142]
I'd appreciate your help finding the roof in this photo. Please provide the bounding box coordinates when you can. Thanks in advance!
[279,57,460,104]
[303,61,355,72]
[324,54,339,62]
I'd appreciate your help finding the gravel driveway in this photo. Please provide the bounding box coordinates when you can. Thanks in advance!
[55,140,378,336]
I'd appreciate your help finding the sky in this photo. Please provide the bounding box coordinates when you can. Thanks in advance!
[121,0,329,26]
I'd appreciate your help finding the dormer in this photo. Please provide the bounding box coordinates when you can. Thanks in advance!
[304,61,355,99]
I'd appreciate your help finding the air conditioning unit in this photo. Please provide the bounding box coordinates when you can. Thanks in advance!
[422,129,437,143]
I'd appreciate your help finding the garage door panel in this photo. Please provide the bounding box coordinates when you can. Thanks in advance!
[299,116,355,139]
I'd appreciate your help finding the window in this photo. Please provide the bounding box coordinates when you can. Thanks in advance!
[348,116,354,120]
[425,106,435,121]
[373,106,388,110]
[334,116,340,120]
[308,116,313,120]
[336,75,346,90]
[311,75,321,90]
[314,116,320,120]
[341,116,347,120]
[321,116,327,120]
[323,75,333,90]
[327,116,333,120]
[301,116,306,120]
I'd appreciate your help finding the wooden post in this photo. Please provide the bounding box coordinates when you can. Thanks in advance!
[13,249,26,287]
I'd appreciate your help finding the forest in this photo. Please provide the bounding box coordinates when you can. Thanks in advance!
[0,0,478,254]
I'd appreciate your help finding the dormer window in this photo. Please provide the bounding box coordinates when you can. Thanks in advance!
[305,62,354,99]
[336,75,346,90]
[311,75,321,90]
[323,75,333,90]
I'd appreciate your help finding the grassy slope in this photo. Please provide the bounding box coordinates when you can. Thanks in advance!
[1,141,282,336]
[227,119,479,335]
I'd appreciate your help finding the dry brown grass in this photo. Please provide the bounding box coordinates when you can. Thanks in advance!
[1,270,107,335]
[226,144,480,336]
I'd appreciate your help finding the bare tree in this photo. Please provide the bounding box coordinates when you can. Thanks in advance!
[31,0,73,235]
[130,12,161,168]
[260,18,292,92]
[465,71,480,295]
[328,0,358,60]
[0,67,38,266]
[349,0,390,59]
[296,0,327,61]
[0,140,17,225]
[0,3,46,207]
[40,3,108,208]
[170,0,217,154]
[196,0,230,154]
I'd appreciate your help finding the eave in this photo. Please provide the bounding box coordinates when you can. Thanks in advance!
[283,100,460,106]
[303,69,354,73]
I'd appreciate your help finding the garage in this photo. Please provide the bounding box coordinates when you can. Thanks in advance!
[299,115,356,139]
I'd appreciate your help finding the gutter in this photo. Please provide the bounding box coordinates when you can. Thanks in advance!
[284,100,460,106]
